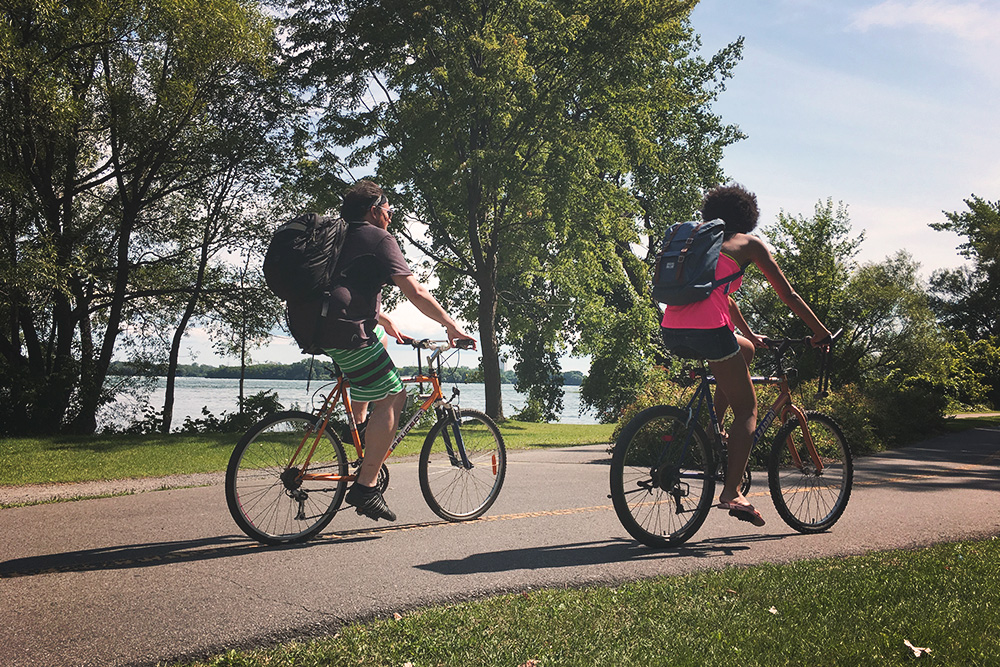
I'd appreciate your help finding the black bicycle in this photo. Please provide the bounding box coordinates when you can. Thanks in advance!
[610,331,852,548]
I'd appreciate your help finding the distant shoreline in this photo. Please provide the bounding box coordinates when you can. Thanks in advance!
[108,360,586,385]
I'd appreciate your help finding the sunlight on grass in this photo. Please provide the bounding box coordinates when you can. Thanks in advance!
[173,538,1000,667]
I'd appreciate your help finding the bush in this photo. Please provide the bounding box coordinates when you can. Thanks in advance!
[611,364,693,443]
[945,334,1000,411]
[178,391,284,434]
[512,398,547,423]
[864,373,948,447]
[819,383,879,455]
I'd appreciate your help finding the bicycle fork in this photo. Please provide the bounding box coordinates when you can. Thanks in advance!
[780,405,825,474]
[437,405,474,470]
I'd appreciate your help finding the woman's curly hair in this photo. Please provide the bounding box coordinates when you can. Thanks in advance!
[701,183,759,234]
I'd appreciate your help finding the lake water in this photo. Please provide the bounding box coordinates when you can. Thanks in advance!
[102,376,599,430]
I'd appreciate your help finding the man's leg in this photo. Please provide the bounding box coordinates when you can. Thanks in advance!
[345,389,405,522]
[355,389,406,487]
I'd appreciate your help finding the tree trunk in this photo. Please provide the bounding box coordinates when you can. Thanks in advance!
[162,222,213,432]
[477,279,504,422]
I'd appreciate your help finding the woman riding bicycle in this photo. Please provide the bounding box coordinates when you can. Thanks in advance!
[660,183,832,526]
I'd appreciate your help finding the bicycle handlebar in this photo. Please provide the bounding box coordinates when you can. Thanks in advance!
[760,328,843,351]
[760,329,843,399]
[399,337,476,351]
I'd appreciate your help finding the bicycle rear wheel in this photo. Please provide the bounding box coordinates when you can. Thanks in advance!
[419,408,506,521]
[226,410,348,544]
[768,411,853,533]
[610,405,716,548]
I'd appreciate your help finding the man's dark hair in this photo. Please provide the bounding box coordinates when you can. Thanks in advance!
[340,180,385,221]
[701,183,759,234]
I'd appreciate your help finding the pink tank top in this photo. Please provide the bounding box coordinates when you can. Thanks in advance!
[660,252,744,330]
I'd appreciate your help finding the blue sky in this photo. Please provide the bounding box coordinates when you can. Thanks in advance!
[689,0,999,272]
[181,0,999,369]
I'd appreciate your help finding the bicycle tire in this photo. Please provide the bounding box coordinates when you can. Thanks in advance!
[610,405,716,548]
[418,408,506,521]
[226,410,348,545]
[768,411,853,533]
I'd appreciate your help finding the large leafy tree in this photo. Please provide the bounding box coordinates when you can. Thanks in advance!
[739,200,945,387]
[928,195,1000,339]
[286,0,741,420]
[738,199,862,338]
[577,36,745,421]
[0,0,290,434]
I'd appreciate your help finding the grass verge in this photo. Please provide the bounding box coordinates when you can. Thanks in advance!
[0,421,614,487]
[169,537,1000,667]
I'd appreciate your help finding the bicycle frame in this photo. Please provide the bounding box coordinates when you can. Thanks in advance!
[677,353,826,478]
[285,344,474,484]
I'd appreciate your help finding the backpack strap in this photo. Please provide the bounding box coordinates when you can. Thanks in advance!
[716,265,746,295]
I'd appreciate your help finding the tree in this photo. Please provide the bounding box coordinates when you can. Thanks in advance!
[739,200,946,387]
[577,35,745,420]
[739,199,862,339]
[0,0,289,434]
[285,0,741,421]
[928,195,1000,339]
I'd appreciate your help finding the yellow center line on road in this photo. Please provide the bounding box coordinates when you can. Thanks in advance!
[319,504,616,541]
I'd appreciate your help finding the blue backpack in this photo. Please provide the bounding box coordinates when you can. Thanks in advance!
[651,220,744,305]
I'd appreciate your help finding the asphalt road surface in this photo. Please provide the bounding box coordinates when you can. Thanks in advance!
[2,425,998,667]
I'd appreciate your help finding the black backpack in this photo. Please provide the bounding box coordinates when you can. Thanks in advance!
[651,220,744,305]
[263,213,348,302]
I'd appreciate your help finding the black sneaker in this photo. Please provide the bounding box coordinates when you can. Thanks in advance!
[345,483,396,522]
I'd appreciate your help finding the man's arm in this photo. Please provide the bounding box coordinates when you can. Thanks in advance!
[391,274,475,346]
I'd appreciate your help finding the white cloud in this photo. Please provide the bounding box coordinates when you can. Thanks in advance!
[852,1,1000,42]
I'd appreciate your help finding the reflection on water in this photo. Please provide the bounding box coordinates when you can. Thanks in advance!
[102,377,598,430]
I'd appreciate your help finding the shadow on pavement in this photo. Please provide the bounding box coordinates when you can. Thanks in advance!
[853,427,1000,494]
[415,533,795,575]
[0,519,454,579]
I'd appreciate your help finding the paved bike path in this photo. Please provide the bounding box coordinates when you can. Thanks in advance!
[1,426,998,667]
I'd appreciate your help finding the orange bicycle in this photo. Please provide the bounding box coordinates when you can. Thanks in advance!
[225,339,506,545]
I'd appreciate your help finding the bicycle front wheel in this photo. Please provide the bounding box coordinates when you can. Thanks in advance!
[226,410,348,545]
[419,408,506,521]
[768,411,853,533]
[610,405,716,548]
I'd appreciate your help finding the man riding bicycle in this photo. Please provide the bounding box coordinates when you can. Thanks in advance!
[288,179,475,522]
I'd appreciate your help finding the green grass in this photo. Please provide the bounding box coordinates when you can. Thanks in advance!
[0,421,614,487]
[942,413,1000,434]
[168,537,1000,667]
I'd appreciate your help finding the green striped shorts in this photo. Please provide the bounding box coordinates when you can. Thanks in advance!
[323,325,404,402]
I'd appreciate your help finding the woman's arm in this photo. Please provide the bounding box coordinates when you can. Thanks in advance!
[745,237,832,345]
[728,297,766,348]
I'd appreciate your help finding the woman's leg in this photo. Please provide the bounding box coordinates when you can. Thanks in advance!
[709,351,757,506]
[713,334,756,436]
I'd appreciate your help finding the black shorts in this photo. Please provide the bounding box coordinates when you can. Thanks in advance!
[661,326,740,363]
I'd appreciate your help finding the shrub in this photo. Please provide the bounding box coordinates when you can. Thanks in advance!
[611,364,694,443]
[179,391,284,434]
